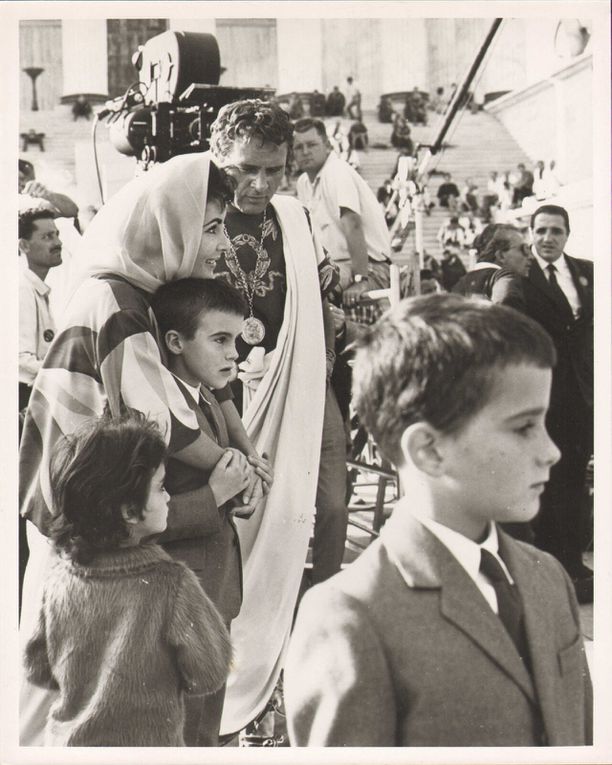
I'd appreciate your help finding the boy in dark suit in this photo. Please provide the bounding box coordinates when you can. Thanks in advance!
[284,293,592,747]
[151,277,272,745]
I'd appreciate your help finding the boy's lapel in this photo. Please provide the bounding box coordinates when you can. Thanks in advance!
[436,553,536,705]
[498,531,560,739]
[383,509,535,704]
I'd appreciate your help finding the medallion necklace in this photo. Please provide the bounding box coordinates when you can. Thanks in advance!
[224,208,268,345]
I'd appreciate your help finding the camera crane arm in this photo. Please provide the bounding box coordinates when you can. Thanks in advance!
[388,18,503,291]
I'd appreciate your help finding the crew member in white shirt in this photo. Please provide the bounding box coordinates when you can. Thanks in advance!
[293,117,391,317]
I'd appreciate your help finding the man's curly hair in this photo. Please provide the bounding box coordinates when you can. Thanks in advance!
[209,99,294,159]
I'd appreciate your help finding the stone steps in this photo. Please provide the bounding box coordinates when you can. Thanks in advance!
[355,109,532,259]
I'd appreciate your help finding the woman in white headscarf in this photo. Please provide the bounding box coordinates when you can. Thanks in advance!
[18,153,250,745]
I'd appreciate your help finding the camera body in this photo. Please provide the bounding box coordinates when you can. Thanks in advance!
[104,31,273,167]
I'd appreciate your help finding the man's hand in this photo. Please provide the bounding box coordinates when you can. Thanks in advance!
[22,180,51,200]
[343,279,370,308]
[22,181,78,218]
[247,452,274,494]
[328,304,346,335]
[232,476,265,519]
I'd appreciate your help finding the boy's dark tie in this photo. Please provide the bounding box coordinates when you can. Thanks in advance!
[480,548,528,661]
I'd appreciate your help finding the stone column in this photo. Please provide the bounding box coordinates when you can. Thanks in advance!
[61,20,108,98]
[276,18,323,94]
[167,18,216,34]
[380,18,427,93]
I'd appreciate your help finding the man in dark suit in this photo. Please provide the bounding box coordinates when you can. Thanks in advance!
[522,204,593,602]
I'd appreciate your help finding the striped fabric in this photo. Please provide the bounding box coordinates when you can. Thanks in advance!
[19,275,201,534]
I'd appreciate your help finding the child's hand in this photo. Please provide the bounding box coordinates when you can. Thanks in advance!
[247,452,274,494]
[209,450,250,508]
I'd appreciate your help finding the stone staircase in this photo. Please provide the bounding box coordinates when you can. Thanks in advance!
[354,108,533,261]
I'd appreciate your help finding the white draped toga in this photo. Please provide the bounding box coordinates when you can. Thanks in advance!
[220,194,326,735]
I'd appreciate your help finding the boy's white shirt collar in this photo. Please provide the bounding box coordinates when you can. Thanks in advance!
[411,506,513,615]
[413,507,513,583]
[171,372,201,403]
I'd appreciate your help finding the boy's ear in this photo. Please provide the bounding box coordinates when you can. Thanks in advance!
[164,329,184,356]
[399,422,445,477]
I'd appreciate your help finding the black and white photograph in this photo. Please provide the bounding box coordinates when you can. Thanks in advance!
[1,1,611,763]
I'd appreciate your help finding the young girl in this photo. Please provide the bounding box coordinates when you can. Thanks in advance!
[22,412,232,747]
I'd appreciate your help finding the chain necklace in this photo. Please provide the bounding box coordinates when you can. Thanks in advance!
[224,208,268,345]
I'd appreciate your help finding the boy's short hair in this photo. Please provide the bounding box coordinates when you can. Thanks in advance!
[151,277,247,341]
[352,294,557,465]
[49,410,167,565]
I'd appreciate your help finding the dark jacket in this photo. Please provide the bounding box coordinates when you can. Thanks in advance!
[522,255,593,410]
[453,263,526,312]
[160,380,243,624]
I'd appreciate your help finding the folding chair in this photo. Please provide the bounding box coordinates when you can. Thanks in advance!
[345,264,402,549]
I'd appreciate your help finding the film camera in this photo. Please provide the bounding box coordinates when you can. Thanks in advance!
[101,30,274,167]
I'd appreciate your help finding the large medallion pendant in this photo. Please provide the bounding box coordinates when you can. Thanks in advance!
[242,316,266,345]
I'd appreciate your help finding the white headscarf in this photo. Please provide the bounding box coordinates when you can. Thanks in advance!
[73,152,213,294]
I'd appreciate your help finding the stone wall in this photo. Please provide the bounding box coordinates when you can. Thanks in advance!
[486,54,592,185]
[20,20,62,111]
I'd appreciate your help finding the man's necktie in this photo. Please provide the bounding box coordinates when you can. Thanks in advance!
[546,263,574,319]
[480,548,527,659]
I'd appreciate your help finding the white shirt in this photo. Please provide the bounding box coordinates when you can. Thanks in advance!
[172,372,201,403]
[412,508,513,615]
[296,151,390,265]
[19,259,56,385]
[532,247,581,318]
[346,81,360,101]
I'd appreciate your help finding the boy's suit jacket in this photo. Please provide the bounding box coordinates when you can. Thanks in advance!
[159,380,242,625]
[284,503,592,747]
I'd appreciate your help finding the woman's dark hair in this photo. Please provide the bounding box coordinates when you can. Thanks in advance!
[207,160,235,207]
[49,410,167,565]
